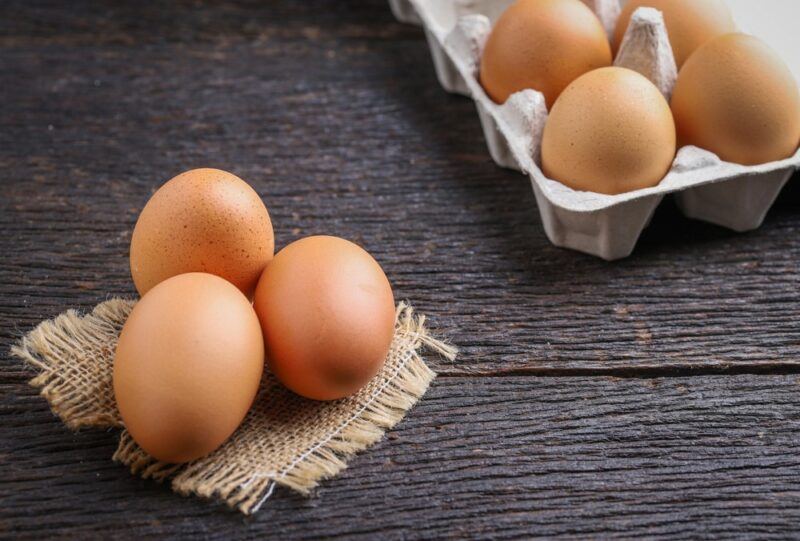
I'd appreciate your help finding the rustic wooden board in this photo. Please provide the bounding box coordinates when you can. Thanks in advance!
[2,0,800,538]
[1,0,798,376]
[4,374,800,539]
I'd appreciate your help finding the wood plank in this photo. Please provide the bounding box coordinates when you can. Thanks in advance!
[1,0,799,375]
[3,1,800,538]
[3,374,800,539]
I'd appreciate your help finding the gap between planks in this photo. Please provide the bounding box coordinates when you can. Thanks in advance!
[436,363,800,379]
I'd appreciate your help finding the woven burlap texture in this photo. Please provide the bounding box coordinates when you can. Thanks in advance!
[11,298,456,514]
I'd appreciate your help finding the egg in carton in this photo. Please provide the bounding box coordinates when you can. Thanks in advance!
[388,0,800,260]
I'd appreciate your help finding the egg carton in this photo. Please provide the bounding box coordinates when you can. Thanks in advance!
[388,0,800,260]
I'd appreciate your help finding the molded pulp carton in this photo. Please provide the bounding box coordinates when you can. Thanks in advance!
[389,0,800,260]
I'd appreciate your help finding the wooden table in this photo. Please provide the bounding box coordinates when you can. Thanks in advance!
[3,1,800,538]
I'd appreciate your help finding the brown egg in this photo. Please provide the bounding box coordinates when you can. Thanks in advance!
[542,67,676,195]
[253,236,395,401]
[480,0,612,108]
[613,0,736,68]
[130,168,274,297]
[671,34,800,166]
[113,273,264,463]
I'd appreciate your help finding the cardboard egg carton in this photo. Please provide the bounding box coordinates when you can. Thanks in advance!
[388,0,800,260]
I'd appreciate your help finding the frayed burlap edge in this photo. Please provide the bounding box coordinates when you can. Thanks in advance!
[10,299,133,429]
[11,299,456,514]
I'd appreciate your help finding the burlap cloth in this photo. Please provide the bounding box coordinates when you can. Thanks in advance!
[11,299,456,514]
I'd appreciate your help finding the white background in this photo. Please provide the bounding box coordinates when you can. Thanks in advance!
[725,0,800,83]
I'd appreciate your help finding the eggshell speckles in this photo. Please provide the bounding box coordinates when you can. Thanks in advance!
[130,168,274,297]
[480,0,612,108]
[253,236,395,401]
[613,0,735,68]
[542,67,676,195]
[113,273,264,463]
[671,33,800,166]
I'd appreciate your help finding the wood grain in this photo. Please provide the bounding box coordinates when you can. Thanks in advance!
[1,0,799,376]
[4,374,800,539]
[2,0,800,538]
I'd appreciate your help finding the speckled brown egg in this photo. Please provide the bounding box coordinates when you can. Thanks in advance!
[130,168,274,297]
[253,236,395,401]
[541,67,677,195]
[671,33,800,165]
[113,273,264,463]
[613,0,736,68]
[480,0,612,108]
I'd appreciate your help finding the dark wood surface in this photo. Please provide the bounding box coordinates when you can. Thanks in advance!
[2,1,799,539]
